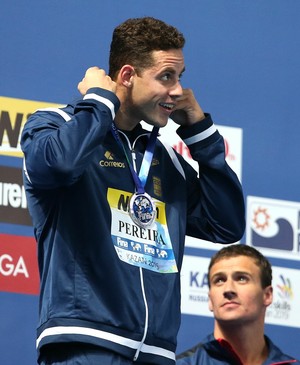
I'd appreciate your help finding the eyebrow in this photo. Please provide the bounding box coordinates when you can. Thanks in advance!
[234,271,251,276]
[210,270,251,280]
[160,66,185,75]
[179,67,185,77]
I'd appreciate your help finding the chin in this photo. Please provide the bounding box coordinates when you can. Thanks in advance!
[159,119,169,128]
[148,118,169,129]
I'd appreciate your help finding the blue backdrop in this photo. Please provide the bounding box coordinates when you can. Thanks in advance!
[1,1,300,364]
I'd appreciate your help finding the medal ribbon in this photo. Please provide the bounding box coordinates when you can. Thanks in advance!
[111,122,159,194]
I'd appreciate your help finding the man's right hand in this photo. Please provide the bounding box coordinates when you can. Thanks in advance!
[77,67,116,96]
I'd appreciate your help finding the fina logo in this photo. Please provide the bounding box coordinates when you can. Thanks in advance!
[247,196,299,254]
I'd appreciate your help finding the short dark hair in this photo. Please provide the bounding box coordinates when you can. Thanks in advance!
[108,17,185,79]
[208,244,272,288]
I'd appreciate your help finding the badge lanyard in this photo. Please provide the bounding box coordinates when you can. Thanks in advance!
[111,122,159,228]
[111,122,159,194]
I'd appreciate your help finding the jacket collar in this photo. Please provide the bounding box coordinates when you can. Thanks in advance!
[203,334,298,365]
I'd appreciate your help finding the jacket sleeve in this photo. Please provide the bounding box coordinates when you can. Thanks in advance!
[21,88,120,189]
[176,114,245,244]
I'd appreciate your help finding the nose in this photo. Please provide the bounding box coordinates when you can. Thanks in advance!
[223,279,237,300]
[169,80,183,98]
[224,291,236,300]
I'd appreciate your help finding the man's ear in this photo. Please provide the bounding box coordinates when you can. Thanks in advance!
[119,65,135,87]
[208,292,214,312]
[264,285,273,307]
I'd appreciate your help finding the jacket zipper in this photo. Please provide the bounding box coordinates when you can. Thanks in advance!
[119,131,150,361]
[133,267,149,361]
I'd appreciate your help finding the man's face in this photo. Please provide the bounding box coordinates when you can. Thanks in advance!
[128,49,185,128]
[208,256,273,326]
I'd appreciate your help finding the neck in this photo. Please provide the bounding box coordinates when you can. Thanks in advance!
[114,88,140,131]
[214,323,269,365]
[114,111,139,131]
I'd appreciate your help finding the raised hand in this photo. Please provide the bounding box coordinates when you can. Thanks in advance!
[78,67,116,96]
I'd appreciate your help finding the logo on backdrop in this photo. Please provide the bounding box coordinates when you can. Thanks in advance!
[0,233,39,295]
[0,96,61,157]
[180,255,211,317]
[0,165,32,226]
[246,196,300,260]
[266,267,300,327]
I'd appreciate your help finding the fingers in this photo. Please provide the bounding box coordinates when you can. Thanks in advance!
[173,88,196,111]
[173,88,205,125]
[78,67,116,96]
[174,88,194,103]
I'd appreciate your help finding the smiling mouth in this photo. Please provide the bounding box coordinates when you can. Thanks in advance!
[159,102,175,111]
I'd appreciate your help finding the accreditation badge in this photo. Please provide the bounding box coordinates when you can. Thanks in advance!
[108,188,178,274]
[129,192,156,228]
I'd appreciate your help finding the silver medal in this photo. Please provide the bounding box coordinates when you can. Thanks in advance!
[129,192,156,228]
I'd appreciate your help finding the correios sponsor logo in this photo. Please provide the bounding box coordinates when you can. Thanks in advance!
[99,150,125,168]
[0,234,39,295]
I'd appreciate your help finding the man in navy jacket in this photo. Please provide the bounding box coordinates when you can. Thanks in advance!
[21,17,245,365]
[177,245,299,365]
